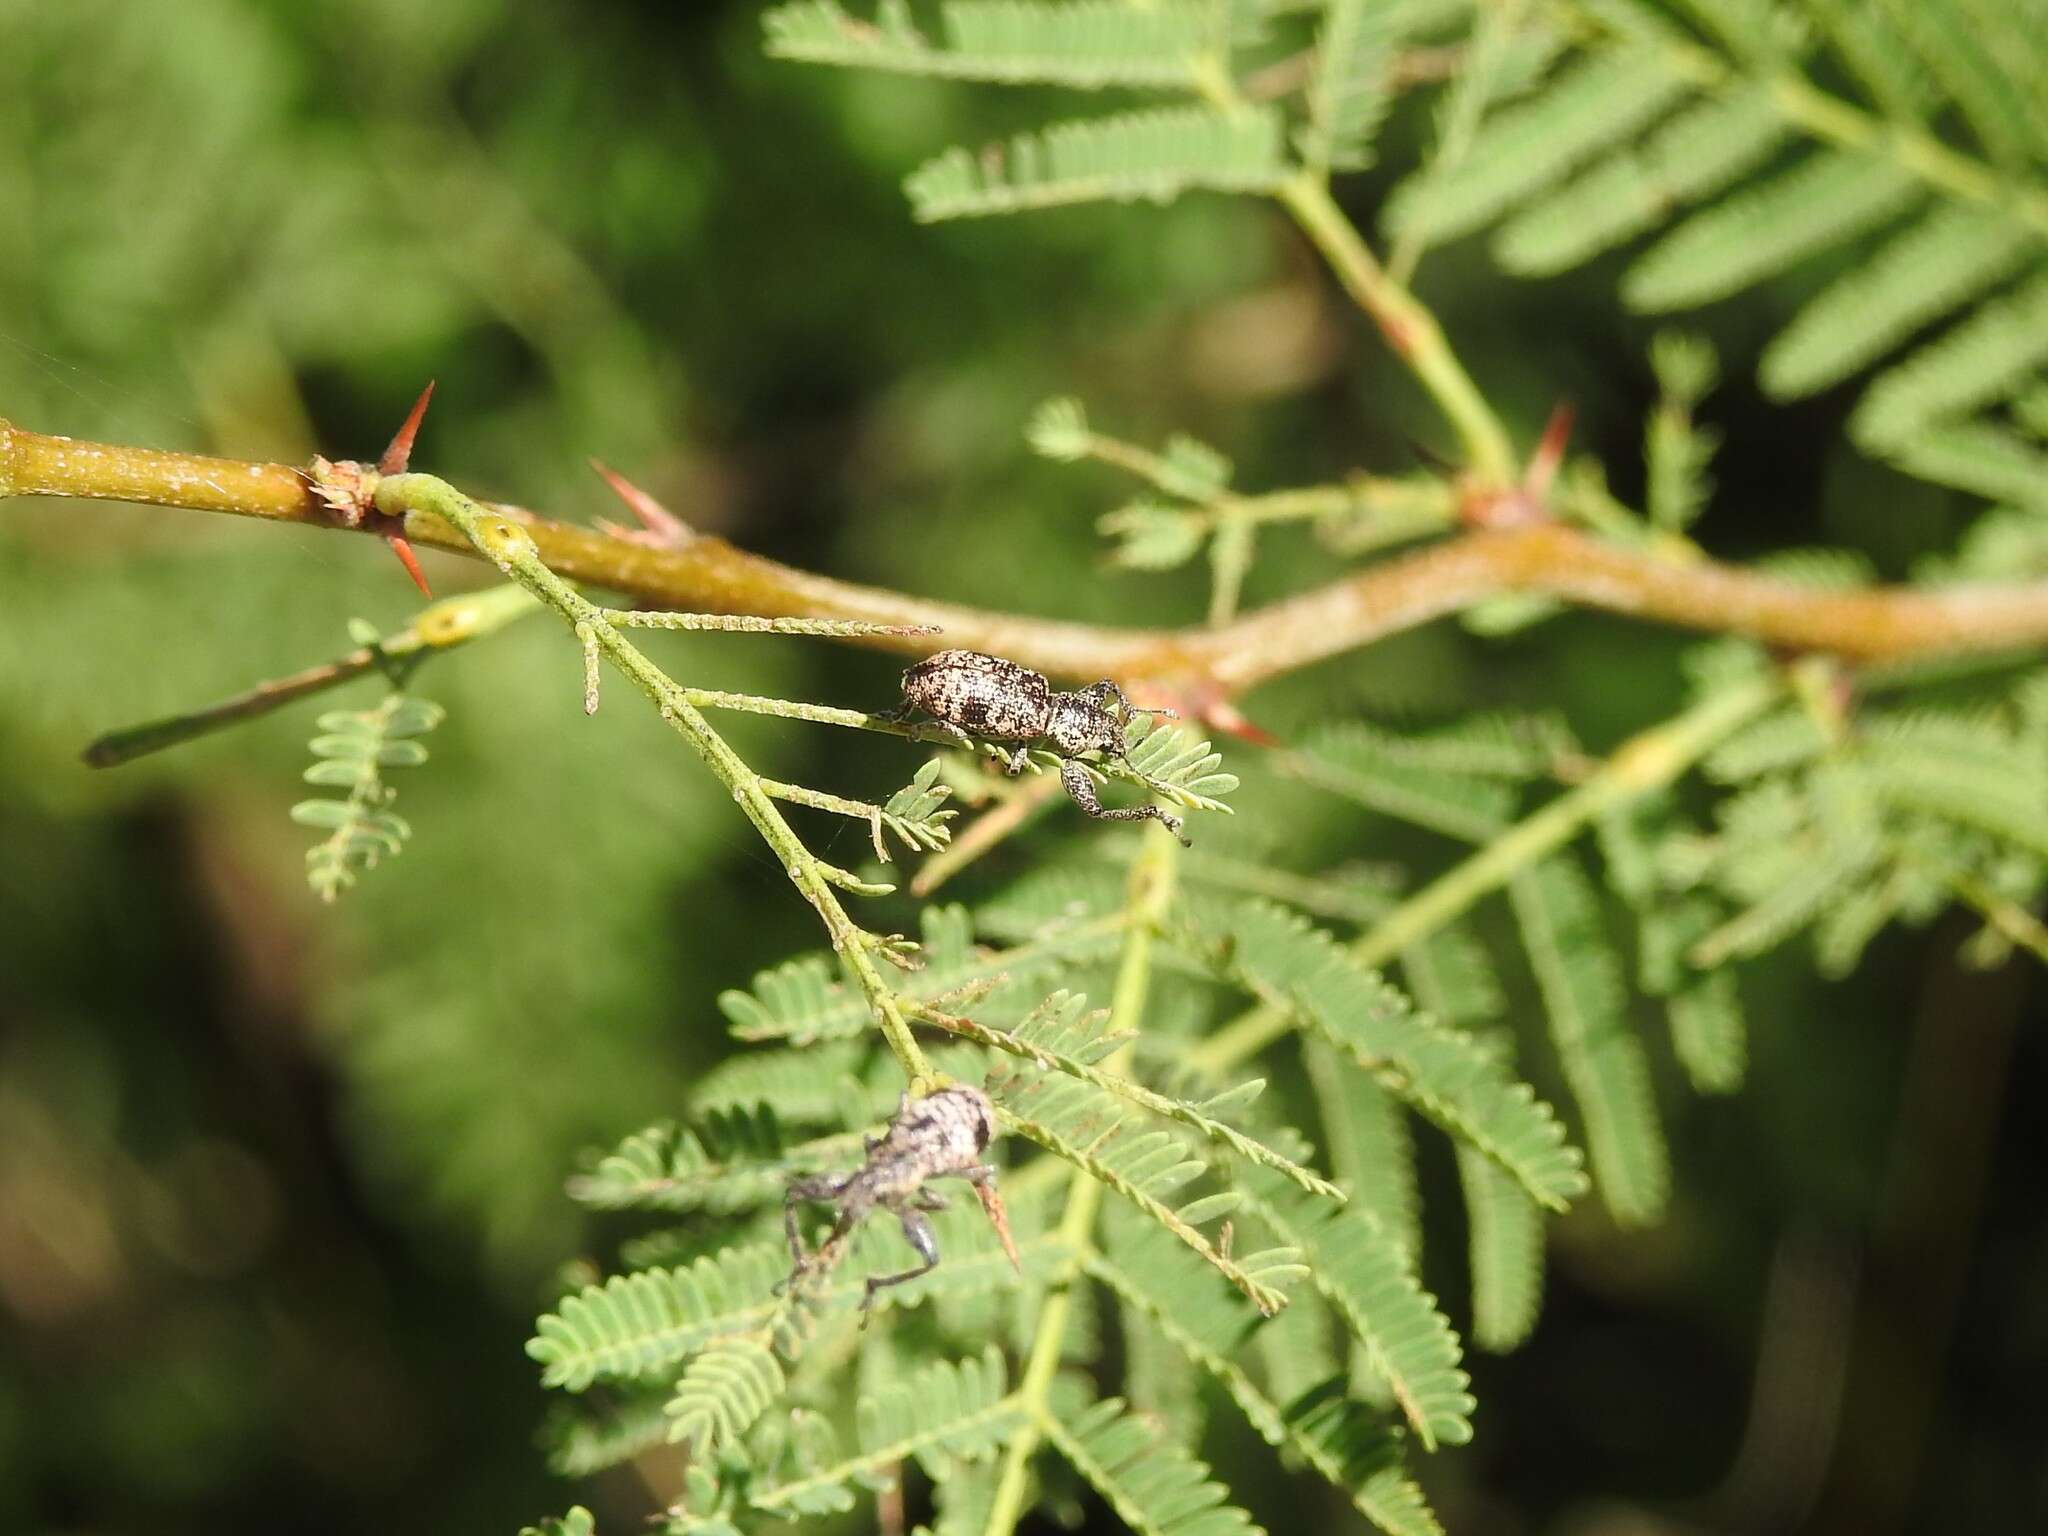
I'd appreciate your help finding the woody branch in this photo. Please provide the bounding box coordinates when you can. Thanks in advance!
[6,417,2048,697]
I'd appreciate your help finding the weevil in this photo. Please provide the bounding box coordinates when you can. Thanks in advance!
[890,649,1189,843]
[782,1085,1015,1313]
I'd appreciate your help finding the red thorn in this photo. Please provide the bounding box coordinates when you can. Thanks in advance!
[378,380,437,476]
[1206,700,1280,749]
[591,459,693,548]
[385,532,433,597]
[1525,400,1576,503]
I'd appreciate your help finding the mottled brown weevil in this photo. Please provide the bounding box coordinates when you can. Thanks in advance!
[782,1085,1017,1314]
[889,649,1189,843]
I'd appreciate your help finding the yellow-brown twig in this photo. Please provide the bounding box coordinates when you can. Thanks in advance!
[8,418,2048,697]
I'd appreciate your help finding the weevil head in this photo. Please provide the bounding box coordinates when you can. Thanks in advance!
[1045,689,1124,756]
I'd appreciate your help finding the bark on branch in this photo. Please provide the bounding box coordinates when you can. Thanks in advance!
[7,418,2047,693]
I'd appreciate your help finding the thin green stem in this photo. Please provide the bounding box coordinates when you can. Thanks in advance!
[604,611,935,638]
[982,824,1179,1536]
[82,583,541,767]
[1190,674,1783,1074]
[758,778,893,863]
[1189,61,1516,487]
[1276,174,1518,486]
[1944,869,2048,968]
[374,472,935,1086]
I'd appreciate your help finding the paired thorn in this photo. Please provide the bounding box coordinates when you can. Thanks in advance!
[1458,397,1577,530]
[1524,400,1575,505]
[592,459,695,549]
[377,380,436,476]
[384,533,433,598]
[377,381,438,597]
[305,382,439,596]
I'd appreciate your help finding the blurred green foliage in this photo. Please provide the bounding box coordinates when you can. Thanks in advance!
[1,3,2043,1535]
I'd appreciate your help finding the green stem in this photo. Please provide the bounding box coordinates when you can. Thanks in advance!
[1276,175,1519,486]
[375,473,935,1086]
[1190,674,1782,1073]
[82,584,541,767]
[982,824,1179,1536]
[1943,869,2048,968]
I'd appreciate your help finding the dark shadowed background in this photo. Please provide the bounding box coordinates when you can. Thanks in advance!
[1,2,2042,1533]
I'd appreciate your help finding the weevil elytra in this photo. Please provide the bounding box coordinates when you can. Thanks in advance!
[890,649,1189,843]
[782,1085,1015,1313]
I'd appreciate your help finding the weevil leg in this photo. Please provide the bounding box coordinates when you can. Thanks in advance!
[1001,744,1033,776]
[861,1208,941,1319]
[1058,758,1188,845]
[780,1171,855,1287]
[866,1092,909,1153]
[912,1187,949,1212]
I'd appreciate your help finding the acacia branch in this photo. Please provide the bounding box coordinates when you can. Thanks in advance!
[7,418,2048,695]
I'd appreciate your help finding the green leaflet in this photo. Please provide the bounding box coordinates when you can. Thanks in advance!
[519,1507,596,1536]
[1401,920,1506,1029]
[529,1243,787,1391]
[1703,705,1833,785]
[1282,723,1519,841]
[1044,1398,1265,1536]
[1851,267,2048,450]
[530,1213,1065,1391]
[1115,715,1241,812]
[564,1108,864,1214]
[764,1,1216,89]
[905,105,1292,221]
[1246,1170,1474,1452]
[666,1335,787,1453]
[1860,710,2048,860]
[939,988,1344,1199]
[991,1066,1305,1315]
[977,860,1131,940]
[1644,329,1722,533]
[1879,0,2040,162]
[1507,859,1670,1227]
[542,1389,671,1477]
[688,1041,869,1123]
[1302,0,1395,172]
[751,1348,1020,1516]
[1495,83,1790,275]
[293,691,444,903]
[1624,150,1926,312]
[1384,42,1691,246]
[1387,0,2048,502]
[1304,1041,1419,1258]
[1091,1213,1441,1536]
[1667,969,1747,1095]
[1281,1380,1444,1536]
[718,902,1122,1044]
[1454,1139,1545,1353]
[1176,896,1588,1211]
[1762,204,2037,398]
[1888,419,2048,511]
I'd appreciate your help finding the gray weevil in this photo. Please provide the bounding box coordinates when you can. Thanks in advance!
[891,649,1189,843]
[783,1085,1009,1312]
